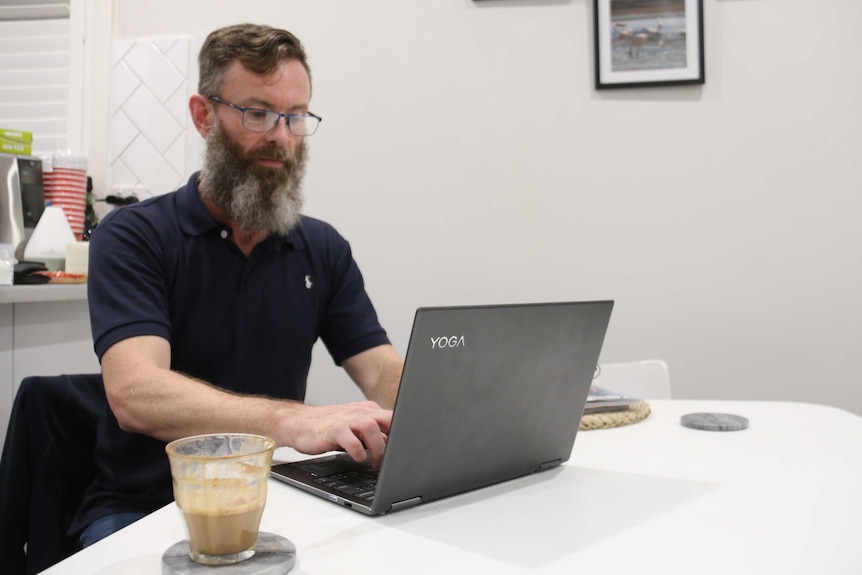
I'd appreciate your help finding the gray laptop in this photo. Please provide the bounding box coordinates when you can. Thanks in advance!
[270,300,614,515]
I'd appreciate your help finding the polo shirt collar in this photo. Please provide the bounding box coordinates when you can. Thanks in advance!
[176,172,306,249]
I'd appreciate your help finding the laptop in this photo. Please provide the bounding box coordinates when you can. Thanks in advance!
[270,300,614,515]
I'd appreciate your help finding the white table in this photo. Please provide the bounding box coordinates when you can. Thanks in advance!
[42,400,862,574]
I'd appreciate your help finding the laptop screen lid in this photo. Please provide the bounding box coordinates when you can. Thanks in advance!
[271,300,614,515]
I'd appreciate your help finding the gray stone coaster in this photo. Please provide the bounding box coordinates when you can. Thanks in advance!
[162,532,296,575]
[681,412,749,432]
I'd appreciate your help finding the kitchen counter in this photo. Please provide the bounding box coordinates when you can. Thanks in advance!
[0,283,88,304]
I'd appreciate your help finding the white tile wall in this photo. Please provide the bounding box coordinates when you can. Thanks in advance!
[108,38,193,198]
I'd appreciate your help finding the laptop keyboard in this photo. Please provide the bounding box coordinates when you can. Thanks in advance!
[298,459,379,502]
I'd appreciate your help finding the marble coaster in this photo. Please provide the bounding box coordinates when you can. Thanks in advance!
[681,412,749,432]
[162,532,296,575]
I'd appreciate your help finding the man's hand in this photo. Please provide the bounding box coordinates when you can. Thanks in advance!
[275,401,392,468]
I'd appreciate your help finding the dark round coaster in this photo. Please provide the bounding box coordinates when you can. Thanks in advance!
[162,532,296,575]
[680,412,749,432]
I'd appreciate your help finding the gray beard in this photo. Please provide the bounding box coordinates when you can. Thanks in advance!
[198,123,307,235]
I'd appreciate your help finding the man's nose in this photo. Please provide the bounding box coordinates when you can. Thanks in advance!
[266,117,299,150]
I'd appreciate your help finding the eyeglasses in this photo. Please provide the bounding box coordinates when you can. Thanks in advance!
[207,96,322,136]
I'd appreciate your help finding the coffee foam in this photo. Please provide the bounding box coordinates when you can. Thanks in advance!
[174,477,267,516]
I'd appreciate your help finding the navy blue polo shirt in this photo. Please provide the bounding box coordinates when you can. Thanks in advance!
[73,172,389,532]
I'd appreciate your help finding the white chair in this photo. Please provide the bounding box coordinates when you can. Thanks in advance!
[593,359,672,399]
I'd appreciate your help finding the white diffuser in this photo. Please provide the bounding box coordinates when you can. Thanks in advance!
[23,205,76,271]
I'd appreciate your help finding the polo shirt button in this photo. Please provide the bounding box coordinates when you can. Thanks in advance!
[220,230,229,239]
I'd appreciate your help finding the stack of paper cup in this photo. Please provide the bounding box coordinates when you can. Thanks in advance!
[44,150,88,241]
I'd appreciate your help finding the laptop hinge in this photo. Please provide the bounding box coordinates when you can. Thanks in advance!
[536,459,562,472]
[389,496,422,512]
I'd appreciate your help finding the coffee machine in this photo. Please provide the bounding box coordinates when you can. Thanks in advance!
[0,153,45,259]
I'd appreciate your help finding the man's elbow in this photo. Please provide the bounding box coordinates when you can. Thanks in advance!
[105,387,150,435]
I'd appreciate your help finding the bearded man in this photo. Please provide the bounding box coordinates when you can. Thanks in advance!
[74,23,403,546]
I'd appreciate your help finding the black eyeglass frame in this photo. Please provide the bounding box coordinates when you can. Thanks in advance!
[207,96,322,136]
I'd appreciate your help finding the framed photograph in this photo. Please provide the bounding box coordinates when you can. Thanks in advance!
[594,0,705,89]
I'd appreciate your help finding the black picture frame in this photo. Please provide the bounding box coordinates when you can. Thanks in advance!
[594,0,705,89]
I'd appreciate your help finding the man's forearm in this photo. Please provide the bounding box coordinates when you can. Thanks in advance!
[342,344,404,409]
[102,335,395,465]
[365,359,402,409]
[105,364,300,443]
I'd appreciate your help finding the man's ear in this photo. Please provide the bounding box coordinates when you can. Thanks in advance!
[189,94,214,138]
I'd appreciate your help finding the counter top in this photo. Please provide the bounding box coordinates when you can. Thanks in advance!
[0,283,88,304]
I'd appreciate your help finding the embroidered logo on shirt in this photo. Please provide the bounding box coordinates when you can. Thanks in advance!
[304,275,313,289]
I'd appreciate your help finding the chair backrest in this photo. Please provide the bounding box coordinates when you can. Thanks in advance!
[593,359,672,399]
[0,373,105,575]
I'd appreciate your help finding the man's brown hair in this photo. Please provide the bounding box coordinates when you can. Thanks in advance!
[198,23,311,97]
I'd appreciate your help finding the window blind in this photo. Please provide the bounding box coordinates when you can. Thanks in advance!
[0,0,69,21]
[0,16,70,155]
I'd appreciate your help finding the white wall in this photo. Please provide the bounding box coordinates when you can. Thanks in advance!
[94,0,861,413]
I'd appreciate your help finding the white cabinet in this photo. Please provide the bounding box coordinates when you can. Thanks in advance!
[0,285,100,450]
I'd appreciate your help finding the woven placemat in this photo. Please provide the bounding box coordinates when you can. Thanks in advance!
[580,400,651,431]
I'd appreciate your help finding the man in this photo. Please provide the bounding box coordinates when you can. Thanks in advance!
[72,23,403,546]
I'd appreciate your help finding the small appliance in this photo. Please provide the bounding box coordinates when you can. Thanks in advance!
[0,153,45,258]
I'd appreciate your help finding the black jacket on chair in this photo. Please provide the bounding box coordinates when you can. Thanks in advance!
[0,373,105,575]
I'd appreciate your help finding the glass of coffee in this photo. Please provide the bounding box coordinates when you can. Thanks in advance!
[165,433,276,565]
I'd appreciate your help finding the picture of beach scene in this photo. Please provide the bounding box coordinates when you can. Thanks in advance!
[610,0,688,72]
